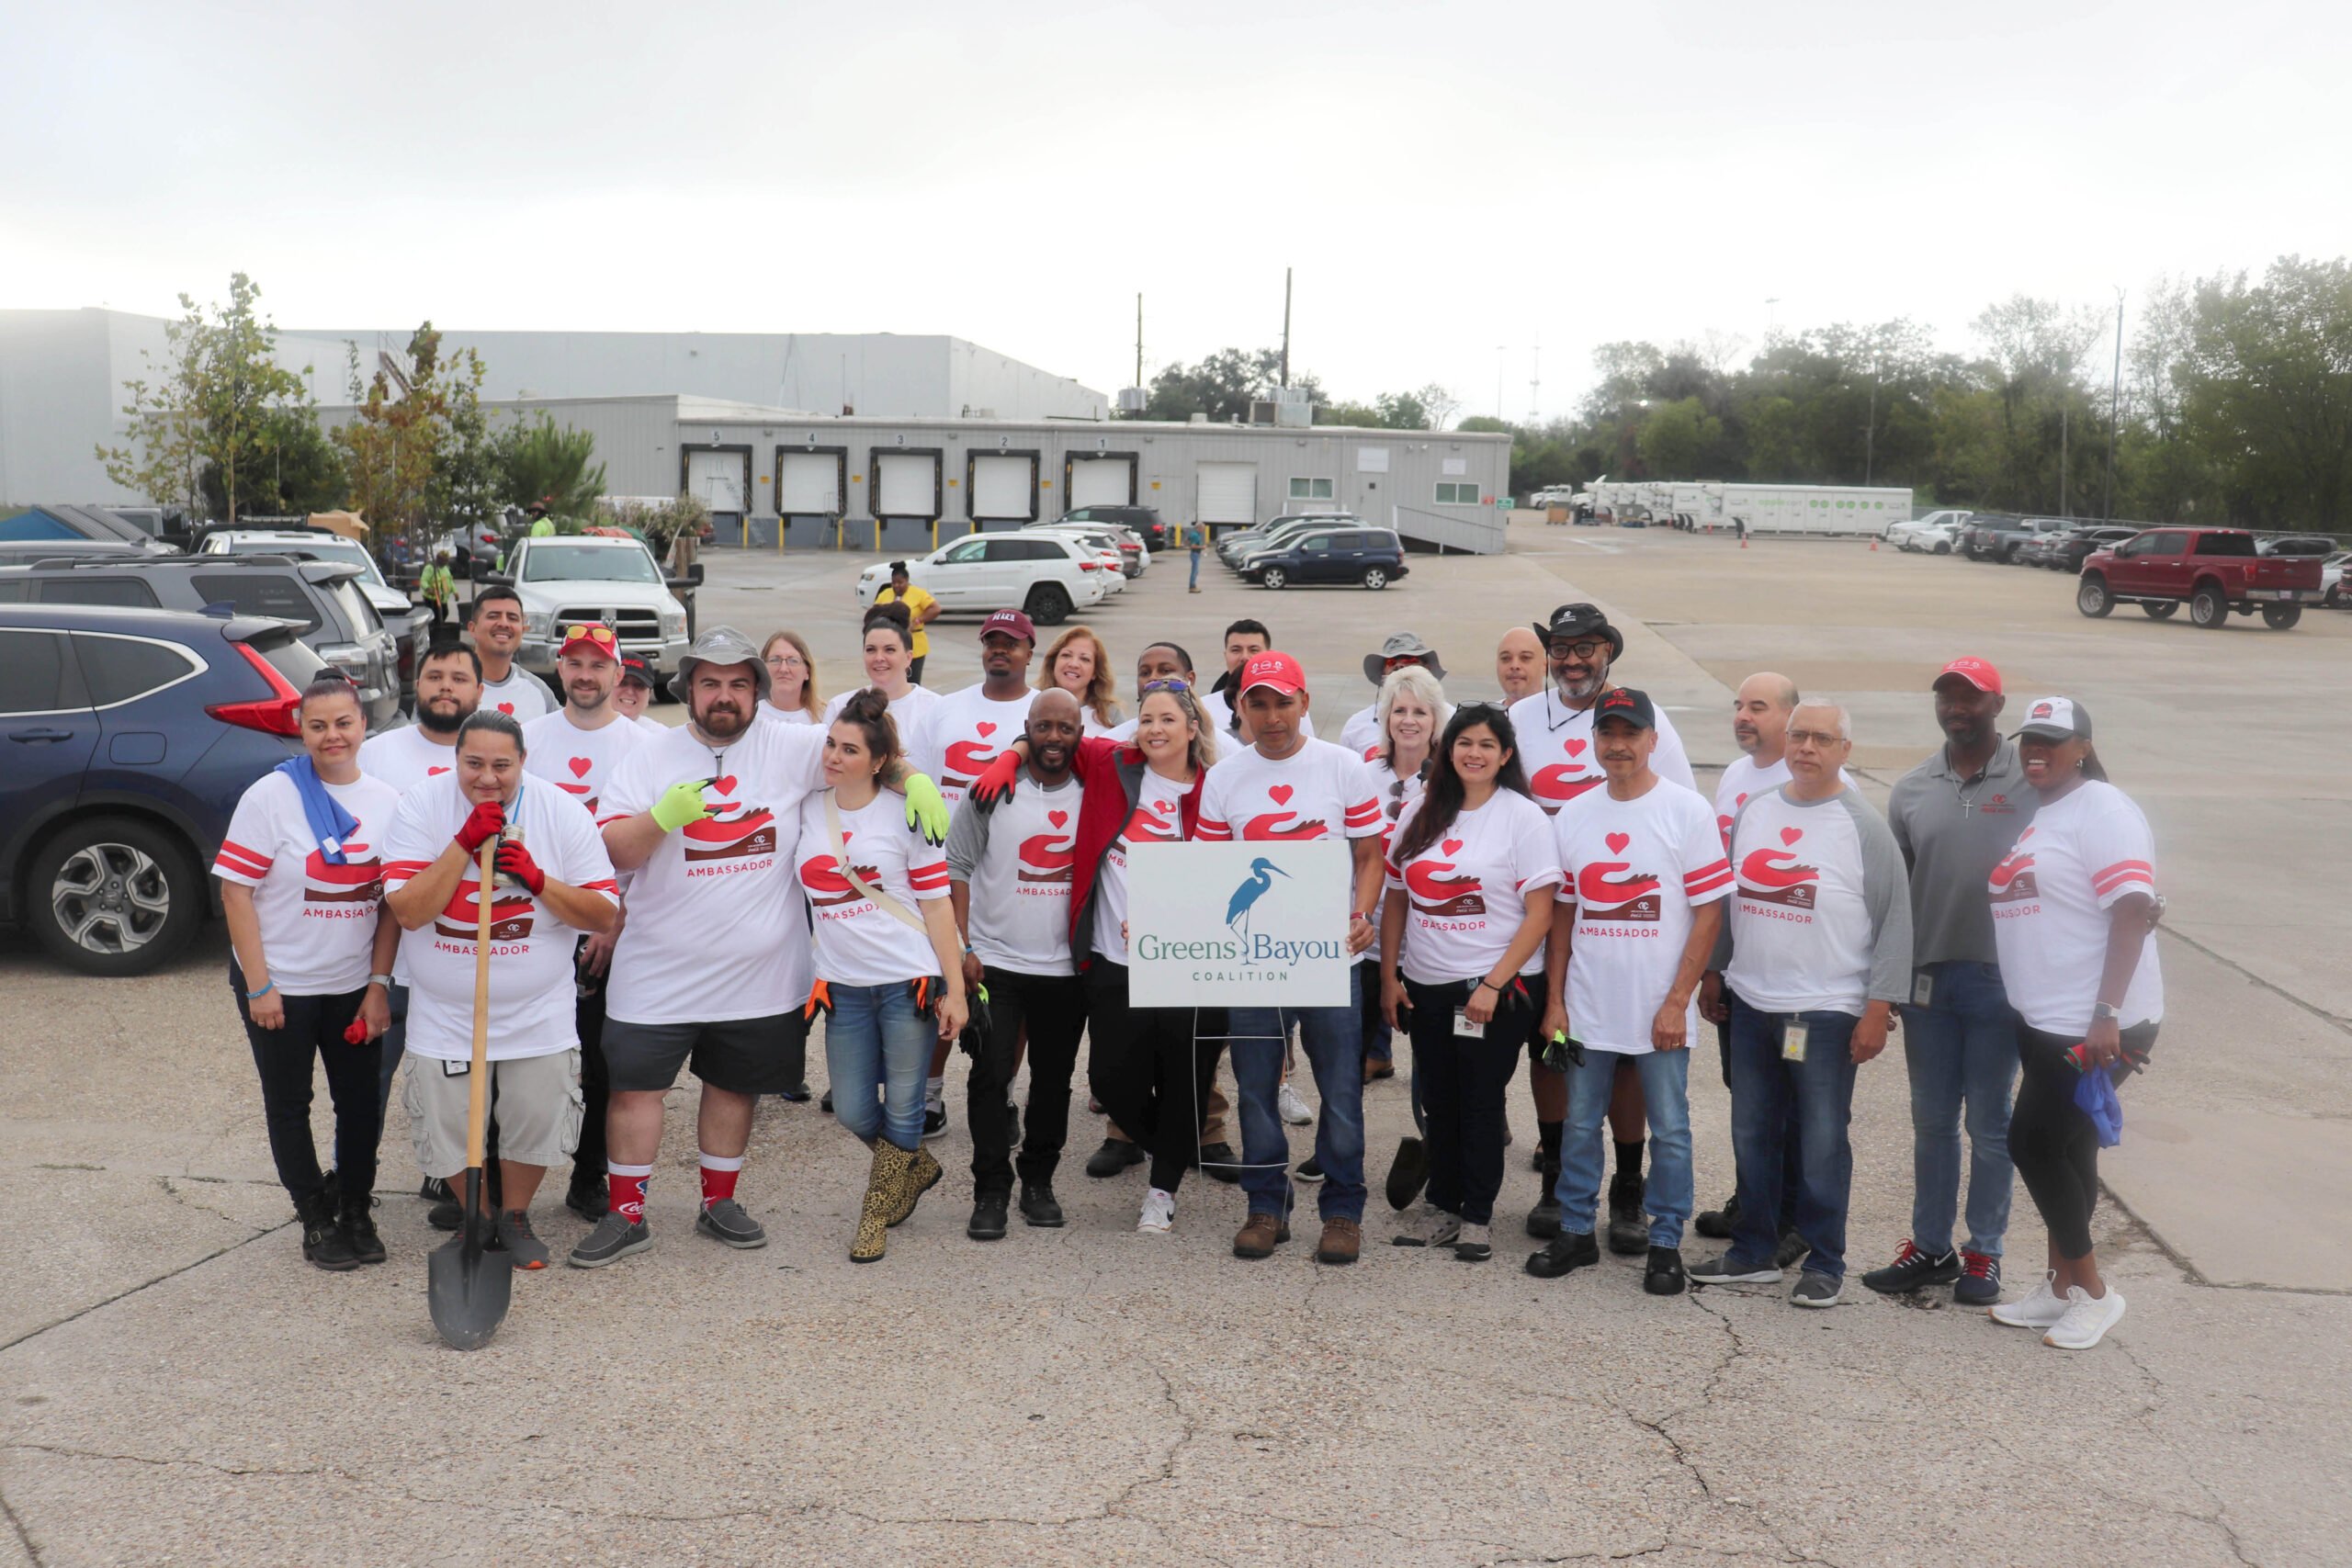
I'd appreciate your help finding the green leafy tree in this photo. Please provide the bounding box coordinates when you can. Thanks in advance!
[1139,347,1325,422]
[1636,397,1724,478]
[495,416,608,516]
[198,406,347,517]
[334,322,491,547]
[2180,255,2352,530]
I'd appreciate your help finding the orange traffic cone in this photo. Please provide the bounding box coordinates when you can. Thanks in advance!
[1870,536,1878,550]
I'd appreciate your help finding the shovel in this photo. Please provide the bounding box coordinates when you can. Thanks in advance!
[428,838,512,1350]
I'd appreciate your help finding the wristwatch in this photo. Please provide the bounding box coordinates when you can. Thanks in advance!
[368,973,395,988]
[2091,1001,2122,1021]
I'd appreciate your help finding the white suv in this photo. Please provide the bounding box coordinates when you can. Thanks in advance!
[492,535,693,680]
[857,533,1108,626]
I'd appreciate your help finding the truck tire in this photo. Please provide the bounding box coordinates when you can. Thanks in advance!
[2075,576,2114,618]
[27,815,202,977]
[2189,584,2229,628]
[2142,601,2177,619]
[1023,581,1073,627]
[2261,604,2302,630]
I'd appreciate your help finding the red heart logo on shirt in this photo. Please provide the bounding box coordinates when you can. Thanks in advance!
[1047,809,1069,828]
[1442,838,1464,856]
[1780,827,1803,846]
[428,766,451,776]
[977,722,997,738]
[568,757,592,778]
[712,775,739,797]
[1152,799,1175,814]
[497,703,514,716]
[841,831,852,845]
[1735,792,1748,807]
[1565,739,1587,758]
[1269,784,1294,806]
[1607,831,1630,854]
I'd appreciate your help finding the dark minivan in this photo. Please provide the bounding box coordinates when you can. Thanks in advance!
[1238,526,1409,591]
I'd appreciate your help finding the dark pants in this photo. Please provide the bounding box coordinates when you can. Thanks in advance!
[232,965,381,1203]
[968,966,1088,1197]
[572,951,610,1188]
[1715,1015,1800,1225]
[1726,994,1860,1280]
[2010,1023,2155,1259]
[1086,960,1224,1194]
[908,655,928,685]
[1404,975,1542,1225]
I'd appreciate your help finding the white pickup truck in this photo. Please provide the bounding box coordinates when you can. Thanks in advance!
[486,535,696,682]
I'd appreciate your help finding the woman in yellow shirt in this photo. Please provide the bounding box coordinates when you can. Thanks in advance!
[873,562,942,684]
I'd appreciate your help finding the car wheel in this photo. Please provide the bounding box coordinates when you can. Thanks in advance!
[27,816,201,976]
[2189,584,2229,628]
[1363,566,1389,590]
[2142,601,2177,619]
[2075,575,2113,618]
[2004,543,2027,565]
[1024,581,1074,627]
[1933,542,1951,555]
[2261,604,2302,630]
[1261,566,1288,590]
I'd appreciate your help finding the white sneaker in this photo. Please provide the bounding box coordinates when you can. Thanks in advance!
[1988,1269,2068,1329]
[1137,1188,1175,1234]
[2043,1286,2126,1349]
[1392,1201,1460,1248]
[1278,1083,1314,1125]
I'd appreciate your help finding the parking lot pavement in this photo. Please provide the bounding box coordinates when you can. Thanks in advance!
[4,528,2347,1566]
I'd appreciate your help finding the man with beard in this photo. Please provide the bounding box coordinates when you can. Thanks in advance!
[572,627,949,1268]
[944,689,1087,1240]
[524,625,646,1222]
[467,587,553,722]
[1508,604,1695,1255]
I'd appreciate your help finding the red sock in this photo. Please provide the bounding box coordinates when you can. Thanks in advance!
[699,1153,743,1209]
[607,1164,651,1224]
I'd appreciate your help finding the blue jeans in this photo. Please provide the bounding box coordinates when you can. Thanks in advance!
[1230,968,1367,1222]
[1898,961,2018,1258]
[1726,996,1860,1279]
[824,981,933,1152]
[1188,548,1202,588]
[1555,1047,1693,1248]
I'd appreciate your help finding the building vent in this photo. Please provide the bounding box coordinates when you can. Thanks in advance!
[1189,412,1210,425]
[1115,388,1147,413]
[1248,400,1277,426]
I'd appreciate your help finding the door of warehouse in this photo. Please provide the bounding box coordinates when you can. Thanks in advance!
[968,453,1038,524]
[687,450,747,514]
[1066,453,1135,512]
[1196,462,1258,526]
[777,450,842,513]
[874,451,942,517]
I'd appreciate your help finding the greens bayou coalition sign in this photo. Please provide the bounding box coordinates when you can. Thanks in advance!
[1125,840,1351,1007]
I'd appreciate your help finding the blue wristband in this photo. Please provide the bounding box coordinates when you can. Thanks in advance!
[245,981,276,999]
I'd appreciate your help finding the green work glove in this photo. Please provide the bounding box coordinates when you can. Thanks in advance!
[901,772,950,845]
[651,776,716,833]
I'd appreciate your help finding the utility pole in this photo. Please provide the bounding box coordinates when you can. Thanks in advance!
[1279,268,1292,389]
[2103,289,2124,521]
[1864,356,1879,485]
[1135,293,1143,390]
[2060,403,2070,519]
[1529,334,1542,424]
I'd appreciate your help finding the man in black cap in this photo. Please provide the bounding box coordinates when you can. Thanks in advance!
[1339,632,1446,757]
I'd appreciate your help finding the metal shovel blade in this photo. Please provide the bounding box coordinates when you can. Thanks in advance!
[426,1169,510,1350]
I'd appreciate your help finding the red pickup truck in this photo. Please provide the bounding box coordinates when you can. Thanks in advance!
[2076,528,2324,630]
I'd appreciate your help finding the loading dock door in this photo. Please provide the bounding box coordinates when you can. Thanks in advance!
[778,451,842,513]
[969,454,1037,521]
[1067,455,1135,510]
[876,452,941,517]
[687,450,746,513]
[1196,461,1258,525]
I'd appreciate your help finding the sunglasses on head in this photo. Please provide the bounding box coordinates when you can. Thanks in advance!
[562,624,618,648]
[1139,678,1192,694]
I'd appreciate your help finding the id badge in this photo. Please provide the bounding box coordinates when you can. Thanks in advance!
[1453,1009,1485,1040]
[441,1057,471,1077]
[1912,970,1935,1008]
[1781,1021,1809,1063]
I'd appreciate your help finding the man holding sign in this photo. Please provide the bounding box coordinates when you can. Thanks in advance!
[1194,653,1385,1266]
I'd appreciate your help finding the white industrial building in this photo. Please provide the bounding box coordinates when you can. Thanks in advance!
[316,394,1512,555]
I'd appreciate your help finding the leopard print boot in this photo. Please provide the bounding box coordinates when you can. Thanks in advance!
[888,1145,944,1229]
[852,1141,914,1263]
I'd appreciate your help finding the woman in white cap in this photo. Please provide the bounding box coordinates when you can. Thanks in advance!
[1985,696,2160,1350]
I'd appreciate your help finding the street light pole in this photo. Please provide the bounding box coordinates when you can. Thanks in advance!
[2103,288,2124,521]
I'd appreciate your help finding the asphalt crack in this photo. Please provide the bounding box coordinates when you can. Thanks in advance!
[1,1442,339,1481]
[0,1222,292,1355]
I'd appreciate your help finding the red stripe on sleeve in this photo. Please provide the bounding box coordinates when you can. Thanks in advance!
[2091,858,2154,892]
[1194,817,1232,841]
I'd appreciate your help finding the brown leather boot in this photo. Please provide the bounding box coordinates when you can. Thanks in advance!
[1316,1216,1363,1265]
[1232,1213,1291,1258]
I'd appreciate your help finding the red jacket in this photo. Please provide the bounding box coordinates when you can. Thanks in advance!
[1065,737,1208,968]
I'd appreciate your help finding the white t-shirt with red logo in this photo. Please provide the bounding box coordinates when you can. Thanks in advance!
[479,666,554,723]
[599,719,829,1023]
[821,684,943,757]
[523,709,645,820]
[1195,738,1382,844]
[379,773,618,1061]
[1721,785,1909,1017]
[1091,767,1193,964]
[794,790,952,987]
[1383,789,1563,987]
[1553,779,1732,1055]
[1714,753,1792,846]
[910,684,1036,807]
[1989,781,2163,1035]
[1366,758,1428,853]
[213,770,402,995]
[1507,690,1696,815]
[946,773,1080,975]
[357,725,460,795]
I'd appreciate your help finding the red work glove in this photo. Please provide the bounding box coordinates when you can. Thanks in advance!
[495,839,547,896]
[455,796,505,853]
[344,1016,369,1045]
[968,750,1022,810]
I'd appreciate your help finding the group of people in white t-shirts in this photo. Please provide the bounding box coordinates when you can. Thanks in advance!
[213,583,2158,1352]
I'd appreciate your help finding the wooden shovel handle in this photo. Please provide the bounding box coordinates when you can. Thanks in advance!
[467,836,494,1169]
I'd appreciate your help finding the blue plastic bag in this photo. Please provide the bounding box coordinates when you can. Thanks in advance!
[2075,1065,2123,1147]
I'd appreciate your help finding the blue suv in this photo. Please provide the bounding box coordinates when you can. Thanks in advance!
[1237,525,1409,592]
[0,604,326,975]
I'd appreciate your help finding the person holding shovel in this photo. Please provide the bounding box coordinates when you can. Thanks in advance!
[382,711,619,1269]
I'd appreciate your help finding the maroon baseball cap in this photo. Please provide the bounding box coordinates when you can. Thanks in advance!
[1238,651,1307,696]
[1935,656,2002,694]
[980,609,1035,643]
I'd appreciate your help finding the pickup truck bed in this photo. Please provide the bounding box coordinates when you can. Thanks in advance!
[2077,528,2324,629]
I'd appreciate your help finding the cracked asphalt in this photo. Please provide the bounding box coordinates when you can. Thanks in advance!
[5,522,2346,1566]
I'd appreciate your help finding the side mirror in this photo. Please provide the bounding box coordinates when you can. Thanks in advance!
[484,573,514,588]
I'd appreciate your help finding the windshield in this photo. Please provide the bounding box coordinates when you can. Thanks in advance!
[225,537,386,585]
[521,544,661,583]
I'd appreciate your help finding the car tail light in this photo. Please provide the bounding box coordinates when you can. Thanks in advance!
[207,642,303,737]
[1078,560,1101,570]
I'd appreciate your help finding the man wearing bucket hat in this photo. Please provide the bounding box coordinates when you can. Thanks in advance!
[1339,633,1446,758]
[570,627,951,1269]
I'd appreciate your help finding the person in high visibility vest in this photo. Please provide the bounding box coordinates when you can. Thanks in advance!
[419,552,458,626]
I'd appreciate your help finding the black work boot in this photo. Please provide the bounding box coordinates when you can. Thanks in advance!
[1526,1119,1565,1238]
[1018,1181,1066,1228]
[337,1190,386,1265]
[1605,1168,1648,1257]
[967,1191,1010,1241]
[296,1188,359,1272]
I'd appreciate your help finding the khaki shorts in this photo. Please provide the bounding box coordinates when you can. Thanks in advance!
[401,1049,582,1179]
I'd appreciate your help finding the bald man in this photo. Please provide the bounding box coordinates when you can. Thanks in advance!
[1503,622,1567,1236]
[1496,628,1546,706]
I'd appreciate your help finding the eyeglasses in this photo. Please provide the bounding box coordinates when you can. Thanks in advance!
[765,654,808,671]
[1785,728,1848,748]
[1548,640,1610,661]
[562,624,618,648]
[1139,678,1192,694]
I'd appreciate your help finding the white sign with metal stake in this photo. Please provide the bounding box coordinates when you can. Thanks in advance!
[1125,840,1352,1007]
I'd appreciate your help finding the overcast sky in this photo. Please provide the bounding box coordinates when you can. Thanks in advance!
[6,0,2348,420]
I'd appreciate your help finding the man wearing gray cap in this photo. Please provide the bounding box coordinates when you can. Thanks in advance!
[1340,633,1446,758]
[569,627,950,1269]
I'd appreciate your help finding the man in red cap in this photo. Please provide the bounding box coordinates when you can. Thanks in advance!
[1861,656,2035,1308]
[1196,651,1385,1266]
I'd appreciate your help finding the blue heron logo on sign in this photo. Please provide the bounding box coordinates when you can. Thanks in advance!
[1226,857,1291,951]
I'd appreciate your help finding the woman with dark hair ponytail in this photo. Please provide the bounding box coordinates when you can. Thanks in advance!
[1377,705,1562,1260]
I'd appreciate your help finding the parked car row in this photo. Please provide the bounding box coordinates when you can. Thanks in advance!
[1215,512,1409,591]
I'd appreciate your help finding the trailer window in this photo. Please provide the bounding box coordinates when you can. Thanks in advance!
[1287,478,1335,502]
[1434,483,1480,505]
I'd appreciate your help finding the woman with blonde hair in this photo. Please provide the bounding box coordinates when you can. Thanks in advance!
[1359,664,1453,1086]
[760,630,820,726]
[1037,625,1125,738]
